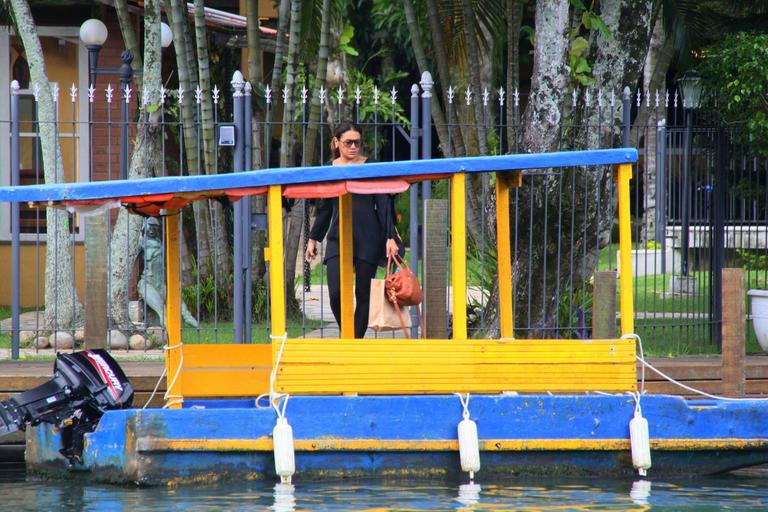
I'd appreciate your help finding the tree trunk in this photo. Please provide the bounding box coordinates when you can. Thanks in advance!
[269,0,291,118]
[505,0,523,152]
[481,0,571,337]
[425,0,461,157]
[246,0,267,279]
[457,0,492,250]
[280,0,304,317]
[167,0,217,285]
[588,0,655,147]
[637,9,674,243]
[109,0,164,330]
[9,0,83,333]
[302,0,331,167]
[459,0,489,157]
[401,0,454,158]
[279,0,301,169]
[245,0,264,169]
[193,0,232,281]
[501,0,654,335]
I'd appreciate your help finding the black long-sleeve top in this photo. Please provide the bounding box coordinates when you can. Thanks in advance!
[308,162,396,266]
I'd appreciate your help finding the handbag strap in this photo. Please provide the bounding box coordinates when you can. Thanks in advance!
[386,253,409,277]
[391,298,425,339]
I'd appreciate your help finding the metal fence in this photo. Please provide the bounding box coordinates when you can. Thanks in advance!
[1,74,764,359]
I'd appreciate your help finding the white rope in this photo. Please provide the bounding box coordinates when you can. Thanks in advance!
[143,366,168,409]
[629,333,768,402]
[455,392,471,419]
[622,333,645,395]
[162,341,184,409]
[269,333,290,417]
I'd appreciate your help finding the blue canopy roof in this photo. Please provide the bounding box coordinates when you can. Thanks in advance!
[0,148,637,205]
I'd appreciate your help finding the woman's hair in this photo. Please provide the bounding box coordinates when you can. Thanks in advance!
[331,121,363,159]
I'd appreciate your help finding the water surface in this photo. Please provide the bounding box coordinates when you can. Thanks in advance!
[2,466,767,511]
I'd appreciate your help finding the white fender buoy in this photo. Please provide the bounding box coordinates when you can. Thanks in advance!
[457,394,480,480]
[629,395,651,476]
[273,416,296,483]
[458,417,481,477]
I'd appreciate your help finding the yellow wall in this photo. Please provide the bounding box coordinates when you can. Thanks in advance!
[11,36,80,184]
[0,244,86,308]
[239,0,278,18]
[2,38,85,308]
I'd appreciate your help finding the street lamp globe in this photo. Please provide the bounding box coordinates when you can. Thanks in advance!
[79,19,108,47]
[160,22,173,49]
[677,70,703,110]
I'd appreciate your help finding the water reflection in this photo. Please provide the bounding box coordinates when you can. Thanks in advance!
[455,482,481,508]
[630,479,651,505]
[2,467,768,510]
[272,483,296,512]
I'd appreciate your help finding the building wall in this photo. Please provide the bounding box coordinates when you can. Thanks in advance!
[0,243,86,308]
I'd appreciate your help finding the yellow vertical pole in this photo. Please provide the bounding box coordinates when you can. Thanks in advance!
[164,211,182,408]
[617,163,635,335]
[451,173,468,339]
[338,193,355,338]
[267,185,286,337]
[495,174,514,339]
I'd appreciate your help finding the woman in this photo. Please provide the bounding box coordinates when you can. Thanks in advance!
[305,122,401,338]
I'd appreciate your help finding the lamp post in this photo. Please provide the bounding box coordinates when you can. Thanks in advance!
[78,19,171,348]
[677,70,702,277]
[80,19,172,179]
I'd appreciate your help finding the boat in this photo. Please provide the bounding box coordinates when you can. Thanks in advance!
[3,148,768,486]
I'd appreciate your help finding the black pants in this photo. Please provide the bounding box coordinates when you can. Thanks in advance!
[325,256,378,338]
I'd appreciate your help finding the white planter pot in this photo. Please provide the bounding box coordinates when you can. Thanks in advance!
[616,249,681,277]
[748,289,768,352]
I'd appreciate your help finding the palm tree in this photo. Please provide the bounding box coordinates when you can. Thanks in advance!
[192,0,232,284]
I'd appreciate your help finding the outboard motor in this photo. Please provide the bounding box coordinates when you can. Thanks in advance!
[0,349,133,464]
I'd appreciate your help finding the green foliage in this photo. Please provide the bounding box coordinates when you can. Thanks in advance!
[556,281,593,339]
[338,23,359,56]
[737,248,768,272]
[467,242,497,309]
[293,66,409,128]
[581,9,611,40]
[182,266,232,322]
[369,0,421,72]
[345,68,410,127]
[568,36,593,86]
[699,32,768,154]
[566,0,612,86]
[644,240,661,250]
[182,266,269,323]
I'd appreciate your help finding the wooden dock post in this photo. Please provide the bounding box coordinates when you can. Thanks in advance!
[593,271,617,339]
[722,268,745,397]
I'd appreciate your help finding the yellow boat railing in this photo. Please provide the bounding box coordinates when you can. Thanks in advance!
[162,159,637,405]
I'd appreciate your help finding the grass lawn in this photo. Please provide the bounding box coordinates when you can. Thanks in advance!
[636,317,763,356]
[181,318,324,344]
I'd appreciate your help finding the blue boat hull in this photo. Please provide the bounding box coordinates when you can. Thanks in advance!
[25,394,768,485]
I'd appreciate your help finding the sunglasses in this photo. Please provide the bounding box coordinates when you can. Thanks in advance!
[340,139,361,148]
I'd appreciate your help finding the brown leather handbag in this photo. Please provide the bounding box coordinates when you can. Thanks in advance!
[385,254,424,338]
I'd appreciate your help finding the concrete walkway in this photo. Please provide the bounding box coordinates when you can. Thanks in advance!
[296,284,411,339]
